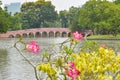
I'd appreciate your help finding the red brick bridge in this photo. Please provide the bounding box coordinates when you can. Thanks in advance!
[0,28,71,38]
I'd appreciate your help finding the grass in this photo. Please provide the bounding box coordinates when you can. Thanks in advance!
[87,34,120,39]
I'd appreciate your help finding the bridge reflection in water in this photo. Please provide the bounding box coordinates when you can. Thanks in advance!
[0,28,71,38]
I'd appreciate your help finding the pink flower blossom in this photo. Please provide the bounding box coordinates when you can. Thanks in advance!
[74,69,80,76]
[69,61,76,69]
[72,31,83,40]
[66,69,74,79]
[66,68,80,80]
[26,41,40,54]
[65,62,80,80]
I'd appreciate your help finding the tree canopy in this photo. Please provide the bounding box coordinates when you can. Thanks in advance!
[20,0,57,29]
[0,6,10,33]
[114,0,120,4]
[70,0,120,36]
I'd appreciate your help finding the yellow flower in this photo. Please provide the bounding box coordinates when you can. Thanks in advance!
[37,63,56,75]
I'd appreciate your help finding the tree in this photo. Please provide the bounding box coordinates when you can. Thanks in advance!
[0,0,2,6]
[68,6,81,31]
[20,2,36,29]
[35,0,58,27]
[77,0,100,34]
[9,13,22,30]
[0,5,10,33]
[114,0,120,4]
[108,4,120,36]
[20,0,57,29]
[77,0,120,35]
[59,10,69,28]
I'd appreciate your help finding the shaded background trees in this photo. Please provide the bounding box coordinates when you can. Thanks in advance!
[0,0,120,36]
[72,0,120,36]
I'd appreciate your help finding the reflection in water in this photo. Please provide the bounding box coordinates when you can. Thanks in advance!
[0,38,120,80]
[0,49,8,80]
[0,38,35,80]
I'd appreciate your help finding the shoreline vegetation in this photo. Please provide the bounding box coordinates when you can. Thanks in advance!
[87,34,120,40]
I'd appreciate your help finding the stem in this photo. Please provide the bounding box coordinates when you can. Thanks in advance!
[60,38,70,44]
[14,41,40,80]
[34,67,39,80]
[64,74,67,80]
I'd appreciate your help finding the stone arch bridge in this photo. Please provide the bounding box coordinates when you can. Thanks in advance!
[0,28,71,38]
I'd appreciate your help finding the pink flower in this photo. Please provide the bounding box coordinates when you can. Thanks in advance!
[66,69,74,79]
[69,61,76,69]
[72,31,83,40]
[65,62,81,80]
[26,41,40,54]
[66,68,80,80]
[74,69,80,76]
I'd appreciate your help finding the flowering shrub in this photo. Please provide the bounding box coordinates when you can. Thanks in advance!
[70,47,120,80]
[14,31,120,80]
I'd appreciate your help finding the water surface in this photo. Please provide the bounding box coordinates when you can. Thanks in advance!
[0,38,119,80]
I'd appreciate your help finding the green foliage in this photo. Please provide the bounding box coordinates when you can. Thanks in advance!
[0,7,10,33]
[0,0,2,5]
[114,0,120,4]
[87,34,120,39]
[81,40,99,53]
[20,0,57,29]
[9,13,22,30]
[69,0,120,36]
[68,6,81,31]
[59,6,80,29]
[0,2,21,32]
[59,10,69,28]
[1,0,120,33]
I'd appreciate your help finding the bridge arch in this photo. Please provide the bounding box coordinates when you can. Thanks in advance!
[22,33,28,38]
[62,32,67,37]
[29,32,34,38]
[55,31,60,37]
[49,31,54,37]
[9,35,14,38]
[35,32,41,38]
[42,31,47,37]
[15,34,21,38]
[68,32,71,37]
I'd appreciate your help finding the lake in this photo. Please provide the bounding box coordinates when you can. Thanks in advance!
[0,38,120,80]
